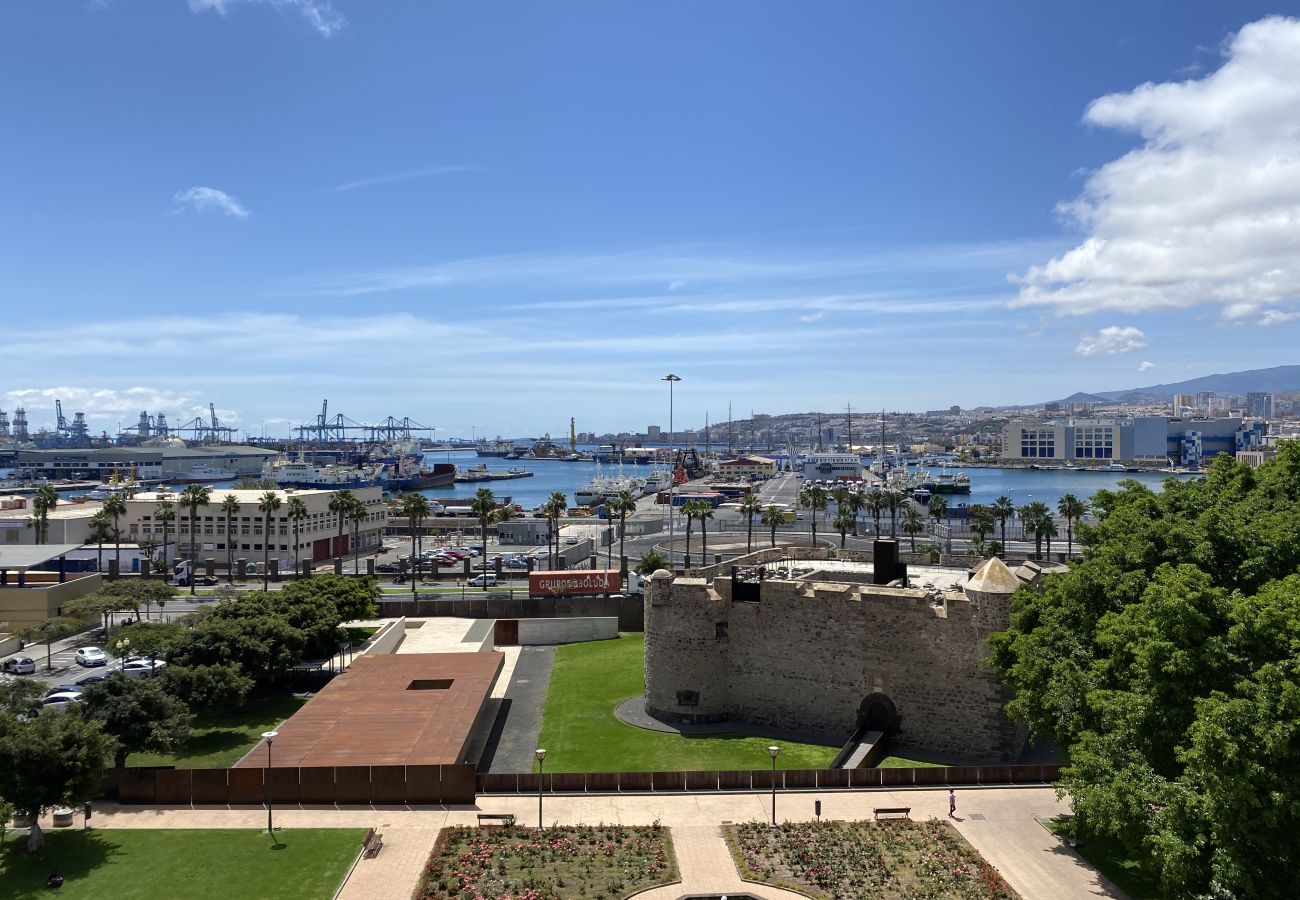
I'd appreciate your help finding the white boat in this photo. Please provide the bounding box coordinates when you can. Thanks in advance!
[1103,462,1128,472]
[265,457,382,489]
[170,464,235,484]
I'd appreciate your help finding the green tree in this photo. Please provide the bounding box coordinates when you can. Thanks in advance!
[82,676,192,768]
[172,613,307,684]
[1056,493,1088,560]
[347,495,368,575]
[900,506,924,551]
[832,508,855,548]
[0,709,113,850]
[739,492,763,554]
[636,547,667,576]
[927,494,947,528]
[328,489,355,562]
[866,489,885,534]
[695,500,715,564]
[153,497,176,572]
[607,489,639,576]
[968,504,996,552]
[282,573,378,622]
[760,504,784,548]
[286,495,309,578]
[102,492,127,575]
[799,484,828,547]
[31,484,59,545]
[257,490,283,590]
[181,484,213,595]
[19,617,83,672]
[87,509,113,573]
[220,492,240,583]
[469,487,497,590]
[160,663,254,712]
[844,489,867,537]
[400,492,432,598]
[543,491,568,569]
[681,499,705,568]
[992,495,1015,550]
[883,489,904,537]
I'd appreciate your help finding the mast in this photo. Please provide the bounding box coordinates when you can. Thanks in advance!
[846,403,853,451]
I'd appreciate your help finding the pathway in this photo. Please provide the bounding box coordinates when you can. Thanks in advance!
[48,786,1125,900]
[634,824,810,900]
[479,643,555,772]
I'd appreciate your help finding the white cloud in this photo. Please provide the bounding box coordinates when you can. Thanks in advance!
[1075,325,1148,357]
[332,165,477,192]
[1137,360,1156,372]
[1259,309,1300,326]
[173,186,249,218]
[1012,17,1300,323]
[799,311,825,322]
[188,0,345,38]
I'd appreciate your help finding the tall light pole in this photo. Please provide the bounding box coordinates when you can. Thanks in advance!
[535,748,547,830]
[662,375,681,569]
[768,745,780,826]
[262,731,278,837]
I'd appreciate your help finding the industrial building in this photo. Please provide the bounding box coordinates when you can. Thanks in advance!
[1001,416,1262,467]
[122,486,386,569]
[801,452,863,481]
[716,455,778,479]
[12,445,276,481]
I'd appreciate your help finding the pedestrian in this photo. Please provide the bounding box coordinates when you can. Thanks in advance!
[948,789,956,818]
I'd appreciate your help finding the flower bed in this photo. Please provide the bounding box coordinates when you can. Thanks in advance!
[725,819,1018,899]
[417,824,678,900]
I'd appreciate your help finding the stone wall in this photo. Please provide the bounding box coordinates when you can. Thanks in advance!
[643,571,1025,762]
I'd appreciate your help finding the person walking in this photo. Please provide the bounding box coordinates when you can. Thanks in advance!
[948,789,957,818]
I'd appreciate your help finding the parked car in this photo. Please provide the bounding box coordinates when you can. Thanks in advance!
[121,658,167,679]
[375,562,402,573]
[503,558,530,570]
[75,646,108,667]
[75,671,114,686]
[42,691,84,711]
[467,574,498,587]
[1,657,36,675]
[46,684,82,697]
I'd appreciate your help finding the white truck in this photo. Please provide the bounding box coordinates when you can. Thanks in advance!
[171,560,217,587]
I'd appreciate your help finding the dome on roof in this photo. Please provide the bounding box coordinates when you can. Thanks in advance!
[965,556,1020,595]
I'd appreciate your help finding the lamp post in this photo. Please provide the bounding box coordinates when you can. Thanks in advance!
[262,731,278,836]
[114,638,129,671]
[768,745,780,826]
[662,374,681,569]
[535,748,547,830]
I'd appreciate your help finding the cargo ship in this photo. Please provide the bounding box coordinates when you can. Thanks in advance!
[384,460,457,491]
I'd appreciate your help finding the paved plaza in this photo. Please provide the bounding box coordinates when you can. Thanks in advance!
[47,786,1125,899]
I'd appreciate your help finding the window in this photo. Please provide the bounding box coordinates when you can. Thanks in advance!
[715,622,729,640]
[676,690,699,707]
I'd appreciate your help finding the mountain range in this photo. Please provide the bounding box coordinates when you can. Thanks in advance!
[1045,365,1300,406]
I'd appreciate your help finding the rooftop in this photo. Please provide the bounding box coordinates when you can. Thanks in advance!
[235,652,503,768]
[0,544,87,571]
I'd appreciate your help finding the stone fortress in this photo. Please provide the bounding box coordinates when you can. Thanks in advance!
[643,548,1027,762]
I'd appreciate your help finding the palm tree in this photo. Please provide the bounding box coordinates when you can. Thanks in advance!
[901,506,924,551]
[739,492,763,554]
[153,498,176,572]
[32,485,59,544]
[400,493,431,595]
[992,496,1015,550]
[968,504,995,552]
[845,490,867,537]
[695,501,714,564]
[1020,501,1052,560]
[286,497,308,578]
[328,489,355,562]
[102,493,127,576]
[607,490,638,575]
[800,484,828,547]
[543,491,567,568]
[761,504,784,548]
[832,509,855,548]
[257,490,283,591]
[348,496,368,576]
[1057,494,1088,559]
[928,495,948,529]
[181,485,212,595]
[87,510,112,572]
[220,493,240,583]
[470,488,497,590]
[681,499,703,568]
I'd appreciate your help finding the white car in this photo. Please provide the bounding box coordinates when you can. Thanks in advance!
[75,646,108,667]
[121,658,167,679]
[42,691,84,712]
[467,574,497,587]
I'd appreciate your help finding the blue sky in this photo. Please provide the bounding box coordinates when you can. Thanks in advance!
[3,1,1299,438]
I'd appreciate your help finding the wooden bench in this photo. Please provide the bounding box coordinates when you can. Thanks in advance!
[873,807,911,820]
[476,813,516,827]
[362,828,384,858]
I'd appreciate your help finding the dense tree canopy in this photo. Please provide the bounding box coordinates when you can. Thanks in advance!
[82,676,192,768]
[990,444,1300,898]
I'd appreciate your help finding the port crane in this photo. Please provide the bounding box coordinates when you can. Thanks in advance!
[293,400,436,445]
[173,403,237,443]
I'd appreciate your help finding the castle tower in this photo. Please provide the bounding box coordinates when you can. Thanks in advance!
[964,557,1020,629]
[643,570,731,723]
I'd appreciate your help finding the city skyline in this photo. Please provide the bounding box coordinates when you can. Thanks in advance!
[4,3,1300,435]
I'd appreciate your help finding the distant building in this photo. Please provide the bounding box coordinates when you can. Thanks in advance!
[717,456,777,479]
[14,445,275,481]
[1246,392,1275,419]
[802,452,862,481]
[646,425,662,441]
[1002,416,1250,465]
[1172,393,1196,416]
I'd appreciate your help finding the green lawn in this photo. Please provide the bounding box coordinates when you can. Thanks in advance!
[129,694,309,769]
[1044,817,1161,900]
[0,829,364,900]
[342,625,379,644]
[877,755,944,768]
[536,633,839,772]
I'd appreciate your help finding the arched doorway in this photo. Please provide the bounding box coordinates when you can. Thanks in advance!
[857,692,899,735]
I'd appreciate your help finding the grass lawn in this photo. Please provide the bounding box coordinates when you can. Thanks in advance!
[342,625,379,644]
[0,828,364,900]
[1044,817,1161,900]
[877,755,944,768]
[726,819,1018,899]
[418,825,676,900]
[129,693,309,769]
[536,633,839,772]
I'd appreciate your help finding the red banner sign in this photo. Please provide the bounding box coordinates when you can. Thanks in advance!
[528,569,620,596]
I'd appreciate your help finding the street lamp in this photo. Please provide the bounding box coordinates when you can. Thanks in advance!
[535,748,547,830]
[262,731,278,837]
[115,638,130,671]
[768,745,780,826]
[662,374,681,569]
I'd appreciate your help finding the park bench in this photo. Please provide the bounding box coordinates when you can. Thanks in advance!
[362,828,384,858]
[477,813,516,827]
[873,807,911,820]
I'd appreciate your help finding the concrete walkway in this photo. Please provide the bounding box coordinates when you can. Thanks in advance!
[634,824,810,900]
[47,786,1125,899]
